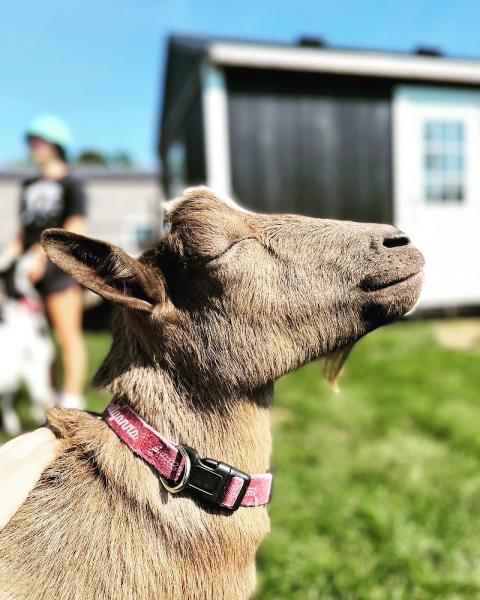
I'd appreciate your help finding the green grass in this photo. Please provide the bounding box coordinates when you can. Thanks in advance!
[257,320,480,600]
[0,333,112,440]
[3,320,480,598]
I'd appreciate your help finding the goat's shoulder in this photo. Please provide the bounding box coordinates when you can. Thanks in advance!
[0,409,164,599]
[0,408,267,599]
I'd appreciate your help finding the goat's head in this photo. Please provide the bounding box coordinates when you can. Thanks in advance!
[42,187,424,394]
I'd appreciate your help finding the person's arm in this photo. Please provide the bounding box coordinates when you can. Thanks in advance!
[9,234,23,258]
[62,176,87,235]
[0,233,24,272]
[63,214,87,235]
[0,428,60,532]
[8,180,27,262]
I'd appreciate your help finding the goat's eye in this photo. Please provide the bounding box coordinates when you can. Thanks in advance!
[207,237,256,264]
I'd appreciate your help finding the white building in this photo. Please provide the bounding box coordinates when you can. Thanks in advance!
[160,35,480,310]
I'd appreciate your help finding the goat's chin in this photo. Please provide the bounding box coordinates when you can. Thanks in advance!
[318,275,423,393]
[362,271,424,325]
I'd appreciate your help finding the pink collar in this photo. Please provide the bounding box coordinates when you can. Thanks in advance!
[103,399,273,512]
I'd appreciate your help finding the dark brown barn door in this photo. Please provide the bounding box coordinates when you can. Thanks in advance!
[227,69,392,224]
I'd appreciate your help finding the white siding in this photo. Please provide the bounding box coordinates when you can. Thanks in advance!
[393,86,480,308]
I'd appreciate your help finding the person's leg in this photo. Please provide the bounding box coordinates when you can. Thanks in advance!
[2,392,21,436]
[43,285,86,408]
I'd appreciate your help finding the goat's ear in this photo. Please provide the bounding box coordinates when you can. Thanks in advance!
[41,229,164,313]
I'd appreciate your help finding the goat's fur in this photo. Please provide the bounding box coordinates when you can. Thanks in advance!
[0,187,423,599]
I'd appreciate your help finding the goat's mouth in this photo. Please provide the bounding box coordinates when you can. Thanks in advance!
[360,244,425,303]
[360,270,423,294]
[358,267,424,326]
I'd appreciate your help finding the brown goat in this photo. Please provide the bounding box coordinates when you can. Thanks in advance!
[0,187,424,599]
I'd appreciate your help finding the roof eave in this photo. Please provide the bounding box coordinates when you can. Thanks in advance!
[208,42,480,85]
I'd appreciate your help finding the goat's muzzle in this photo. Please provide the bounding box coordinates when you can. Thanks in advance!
[358,226,425,320]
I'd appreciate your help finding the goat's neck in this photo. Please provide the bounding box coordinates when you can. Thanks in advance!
[90,337,273,504]
[110,366,272,473]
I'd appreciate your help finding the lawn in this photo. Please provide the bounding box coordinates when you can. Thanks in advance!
[3,319,480,599]
[257,319,480,600]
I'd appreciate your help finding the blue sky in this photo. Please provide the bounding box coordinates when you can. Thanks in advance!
[1,0,480,167]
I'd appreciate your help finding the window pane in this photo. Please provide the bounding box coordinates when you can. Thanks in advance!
[423,119,465,203]
[442,185,463,201]
[447,185,464,201]
[444,122,463,141]
[445,154,463,171]
[425,184,442,201]
[424,121,444,141]
[425,154,446,171]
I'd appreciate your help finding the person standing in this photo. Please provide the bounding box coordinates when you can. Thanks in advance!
[9,115,87,409]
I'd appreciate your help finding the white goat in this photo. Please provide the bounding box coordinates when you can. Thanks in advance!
[0,254,55,435]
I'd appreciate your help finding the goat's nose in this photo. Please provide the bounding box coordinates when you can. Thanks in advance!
[382,232,410,249]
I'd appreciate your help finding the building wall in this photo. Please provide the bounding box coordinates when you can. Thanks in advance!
[226,68,394,223]
[161,89,206,198]
[0,171,162,256]
[0,178,20,242]
[159,39,207,198]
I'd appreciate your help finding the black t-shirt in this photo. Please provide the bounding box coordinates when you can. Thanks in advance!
[20,174,87,249]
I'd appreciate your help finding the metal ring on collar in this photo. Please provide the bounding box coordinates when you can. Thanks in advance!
[160,446,191,494]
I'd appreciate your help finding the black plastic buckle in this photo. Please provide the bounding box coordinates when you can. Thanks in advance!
[182,445,251,511]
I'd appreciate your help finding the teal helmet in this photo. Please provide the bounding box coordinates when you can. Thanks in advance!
[26,114,72,153]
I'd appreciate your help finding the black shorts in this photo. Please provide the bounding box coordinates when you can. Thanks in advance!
[36,260,78,296]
